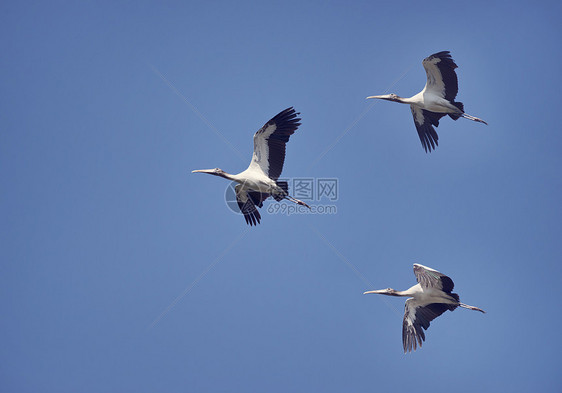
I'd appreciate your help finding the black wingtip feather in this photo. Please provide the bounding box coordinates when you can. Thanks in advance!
[244,208,261,226]
[414,110,444,153]
[440,276,455,293]
[417,124,439,153]
[425,51,458,69]
[238,195,263,226]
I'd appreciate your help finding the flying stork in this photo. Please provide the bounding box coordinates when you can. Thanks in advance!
[364,263,485,353]
[367,51,487,152]
[192,107,310,226]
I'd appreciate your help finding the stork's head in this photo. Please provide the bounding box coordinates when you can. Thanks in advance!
[363,288,399,296]
[366,93,400,102]
[192,168,227,177]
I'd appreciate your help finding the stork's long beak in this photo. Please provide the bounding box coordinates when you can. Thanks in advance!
[366,95,391,100]
[192,169,213,174]
[363,289,386,295]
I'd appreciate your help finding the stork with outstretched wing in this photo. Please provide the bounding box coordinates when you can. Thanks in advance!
[367,51,487,152]
[364,263,485,352]
[193,107,310,226]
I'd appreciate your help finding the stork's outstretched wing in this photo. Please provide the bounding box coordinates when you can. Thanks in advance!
[422,51,459,102]
[235,185,269,226]
[248,107,301,181]
[410,106,445,153]
[403,299,456,353]
[413,264,455,293]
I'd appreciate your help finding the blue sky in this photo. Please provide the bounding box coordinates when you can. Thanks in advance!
[1,1,561,392]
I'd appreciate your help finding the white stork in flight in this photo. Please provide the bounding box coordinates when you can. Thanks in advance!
[367,51,487,152]
[192,107,310,226]
[364,263,485,353]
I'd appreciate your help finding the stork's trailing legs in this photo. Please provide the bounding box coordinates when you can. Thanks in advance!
[285,195,311,209]
[461,113,488,125]
[459,303,486,313]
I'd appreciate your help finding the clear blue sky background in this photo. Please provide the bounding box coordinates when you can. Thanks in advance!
[2,1,561,392]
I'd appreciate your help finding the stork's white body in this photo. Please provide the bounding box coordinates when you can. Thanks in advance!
[405,91,459,113]
[400,283,458,304]
[228,170,279,194]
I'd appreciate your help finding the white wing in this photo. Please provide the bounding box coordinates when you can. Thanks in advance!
[413,263,455,292]
[248,107,301,181]
[421,51,459,102]
[403,298,454,353]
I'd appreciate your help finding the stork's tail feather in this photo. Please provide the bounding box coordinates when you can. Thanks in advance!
[272,181,289,202]
[276,181,289,193]
[449,102,464,120]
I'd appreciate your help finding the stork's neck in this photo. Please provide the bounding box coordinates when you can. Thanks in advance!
[392,284,422,297]
[381,288,412,297]
[220,172,238,182]
[226,172,248,183]
[394,96,416,105]
[402,284,423,296]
